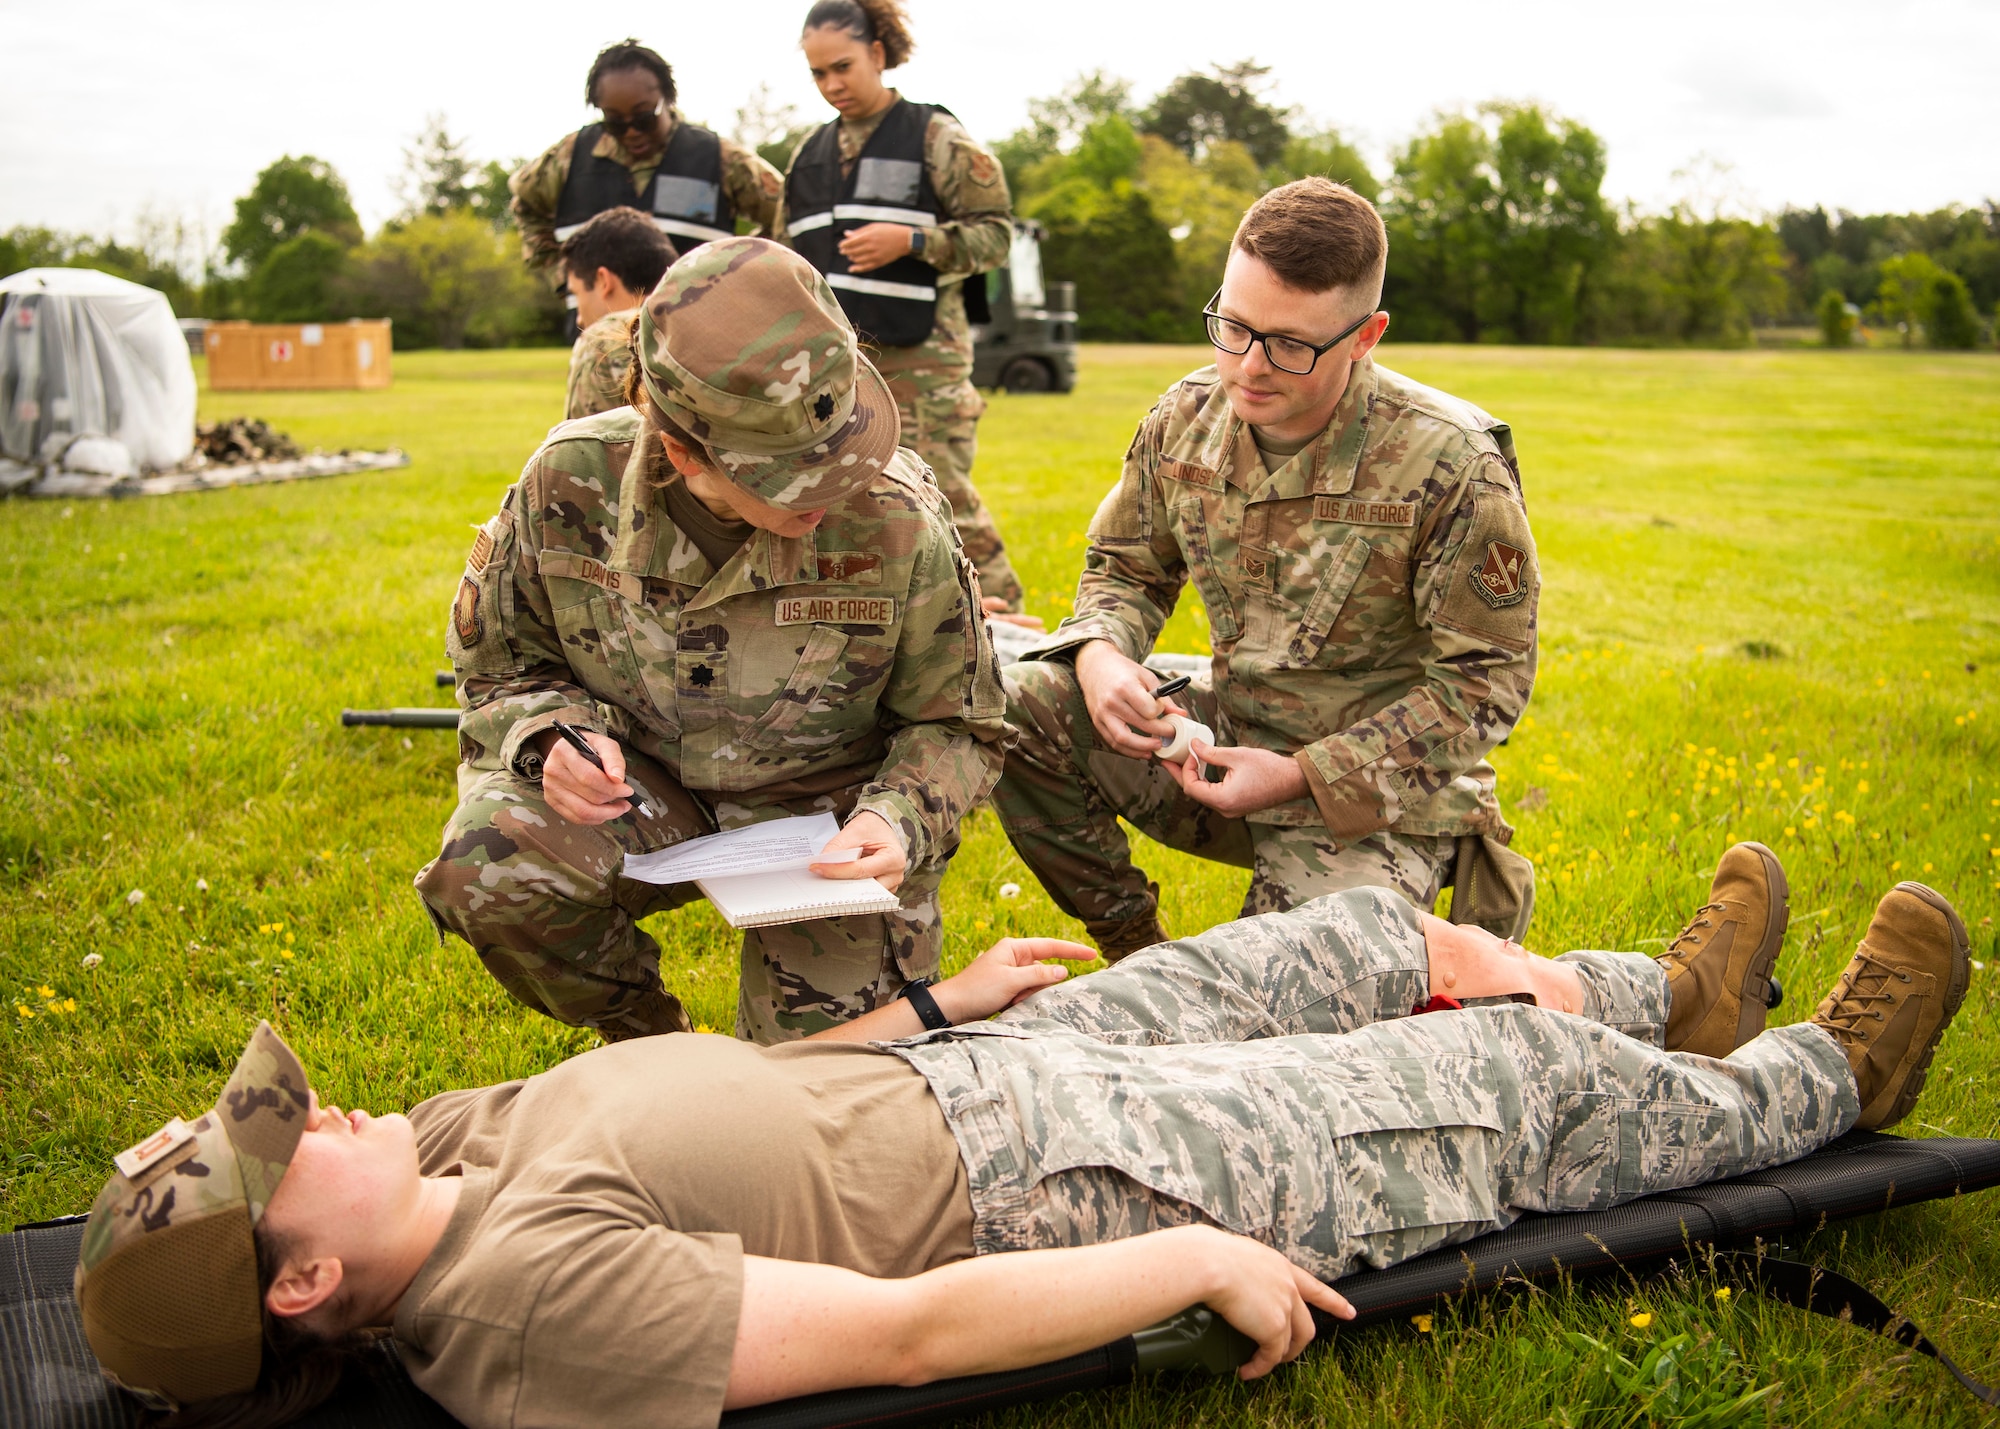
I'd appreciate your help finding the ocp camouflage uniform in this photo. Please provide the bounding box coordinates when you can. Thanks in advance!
[776,98,1024,610]
[888,888,1859,1274]
[564,307,638,421]
[993,358,1539,945]
[415,406,1007,1044]
[509,113,784,291]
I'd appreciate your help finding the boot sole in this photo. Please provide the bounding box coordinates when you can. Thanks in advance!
[1873,882,1972,1128]
[1734,842,1791,1049]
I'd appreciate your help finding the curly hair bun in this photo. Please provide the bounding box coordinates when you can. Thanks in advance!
[801,0,915,69]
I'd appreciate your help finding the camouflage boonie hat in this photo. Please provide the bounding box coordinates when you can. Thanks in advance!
[634,236,901,510]
[73,1021,313,1410]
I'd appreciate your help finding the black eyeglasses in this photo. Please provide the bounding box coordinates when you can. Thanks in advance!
[1201,290,1379,375]
[600,100,665,136]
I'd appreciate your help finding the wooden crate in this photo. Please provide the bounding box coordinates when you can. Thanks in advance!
[203,320,393,390]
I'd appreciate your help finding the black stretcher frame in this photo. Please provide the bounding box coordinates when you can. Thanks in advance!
[5,1131,1996,1429]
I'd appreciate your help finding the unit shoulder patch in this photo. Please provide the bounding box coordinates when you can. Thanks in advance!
[1469,540,1530,609]
[453,577,484,645]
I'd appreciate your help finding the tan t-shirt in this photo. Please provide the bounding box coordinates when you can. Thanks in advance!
[393,1036,974,1429]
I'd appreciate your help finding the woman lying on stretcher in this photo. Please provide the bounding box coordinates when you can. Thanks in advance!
[77,844,1969,1429]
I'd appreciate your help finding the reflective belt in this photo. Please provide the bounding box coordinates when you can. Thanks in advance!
[827,273,937,302]
[554,216,733,244]
[786,203,935,240]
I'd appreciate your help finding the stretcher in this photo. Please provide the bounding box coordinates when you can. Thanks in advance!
[6,1130,1995,1429]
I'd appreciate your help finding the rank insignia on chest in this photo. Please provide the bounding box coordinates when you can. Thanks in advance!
[1469,541,1530,608]
[689,664,715,687]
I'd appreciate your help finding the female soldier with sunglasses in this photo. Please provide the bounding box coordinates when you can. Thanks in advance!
[509,39,784,335]
[777,0,1034,623]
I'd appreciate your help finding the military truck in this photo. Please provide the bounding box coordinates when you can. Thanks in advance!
[971,221,1078,394]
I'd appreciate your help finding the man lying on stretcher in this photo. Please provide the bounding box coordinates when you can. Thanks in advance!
[77,844,1970,1429]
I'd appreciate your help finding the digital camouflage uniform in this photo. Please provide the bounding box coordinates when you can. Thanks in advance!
[888,888,1860,1275]
[564,307,638,421]
[416,243,1007,1045]
[777,98,1024,610]
[993,358,1539,944]
[509,113,784,292]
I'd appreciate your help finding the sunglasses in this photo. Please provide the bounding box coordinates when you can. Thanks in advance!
[600,100,665,137]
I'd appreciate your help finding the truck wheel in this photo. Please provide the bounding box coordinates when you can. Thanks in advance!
[999,357,1053,393]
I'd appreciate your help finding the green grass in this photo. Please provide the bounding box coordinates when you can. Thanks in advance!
[5,343,2000,1424]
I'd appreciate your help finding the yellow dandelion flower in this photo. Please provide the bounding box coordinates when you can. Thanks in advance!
[1714,1287,1732,1303]
[1857,781,1871,794]
[1626,810,1638,819]
[694,1023,717,1034]
[1923,670,1932,679]
[1924,862,1934,872]
[1803,817,1818,828]
[1786,757,1800,769]
[1411,1314,1434,1333]
[257,923,271,934]
[1957,717,1967,727]
[283,932,295,945]
[1892,860,1903,870]
[280,949,294,960]
[1629,1312,1653,1329]
[36,985,55,999]
[1784,826,1797,837]
[61,998,76,1013]
[1671,813,1682,824]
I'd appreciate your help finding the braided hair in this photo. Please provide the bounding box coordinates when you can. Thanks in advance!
[584,39,676,108]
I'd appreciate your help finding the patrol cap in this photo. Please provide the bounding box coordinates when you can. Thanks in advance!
[634,236,901,510]
[73,1021,313,1410]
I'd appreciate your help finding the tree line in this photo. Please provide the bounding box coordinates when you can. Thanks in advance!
[3,67,1996,352]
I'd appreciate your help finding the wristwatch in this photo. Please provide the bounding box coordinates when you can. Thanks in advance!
[896,976,951,1031]
[908,227,927,256]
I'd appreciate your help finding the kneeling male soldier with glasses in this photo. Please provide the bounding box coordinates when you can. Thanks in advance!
[416,238,1007,1044]
[995,179,1539,958]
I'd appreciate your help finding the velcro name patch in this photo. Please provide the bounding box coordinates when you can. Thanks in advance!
[115,1117,195,1181]
[816,552,883,585]
[1316,497,1417,527]
[1160,459,1223,491]
[776,596,896,626]
[538,549,642,601]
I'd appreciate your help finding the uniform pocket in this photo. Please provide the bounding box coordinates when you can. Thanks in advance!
[1543,1094,1732,1210]
[1286,532,1371,665]
[739,626,895,751]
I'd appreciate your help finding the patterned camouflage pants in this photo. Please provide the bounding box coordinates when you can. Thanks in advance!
[992,661,1458,946]
[892,888,1859,1278]
[413,750,945,1045]
[876,343,1024,611]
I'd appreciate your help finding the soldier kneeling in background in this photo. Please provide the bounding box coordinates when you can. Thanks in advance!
[416,238,1006,1044]
[558,207,674,421]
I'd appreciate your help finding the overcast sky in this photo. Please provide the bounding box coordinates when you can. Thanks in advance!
[4,0,1996,245]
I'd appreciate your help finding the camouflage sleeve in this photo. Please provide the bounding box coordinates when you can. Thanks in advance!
[720,137,785,238]
[848,502,1010,867]
[1026,398,1186,664]
[769,131,814,249]
[564,319,634,422]
[448,468,604,776]
[1295,453,1539,842]
[508,135,574,289]
[920,113,1014,280]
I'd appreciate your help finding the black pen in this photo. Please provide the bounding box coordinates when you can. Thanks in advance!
[551,721,654,818]
[1151,674,1191,701]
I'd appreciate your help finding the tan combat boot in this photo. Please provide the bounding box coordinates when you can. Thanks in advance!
[1811,882,1971,1131]
[1658,842,1789,1057]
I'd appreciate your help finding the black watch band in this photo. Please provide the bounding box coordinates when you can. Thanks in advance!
[897,977,951,1031]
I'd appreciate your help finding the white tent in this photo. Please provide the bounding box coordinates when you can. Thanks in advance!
[0,268,197,475]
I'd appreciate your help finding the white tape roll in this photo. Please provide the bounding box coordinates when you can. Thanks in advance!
[1156,715,1215,764]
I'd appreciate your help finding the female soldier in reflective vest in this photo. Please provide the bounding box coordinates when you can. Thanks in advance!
[780,0,1038,625]
[509,38,784,335]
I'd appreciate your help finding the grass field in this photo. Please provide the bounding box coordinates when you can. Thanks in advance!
[5,342,1999,1425]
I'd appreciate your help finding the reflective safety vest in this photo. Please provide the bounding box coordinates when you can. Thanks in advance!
[554,121,736,256]
[784,99,943,348]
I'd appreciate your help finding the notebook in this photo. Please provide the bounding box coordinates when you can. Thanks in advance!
[694,867,901,929]
[622,812,901,929]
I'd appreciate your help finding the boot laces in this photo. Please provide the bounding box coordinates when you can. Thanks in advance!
[1661,902,1724,970]
[1817,946,1902,1047]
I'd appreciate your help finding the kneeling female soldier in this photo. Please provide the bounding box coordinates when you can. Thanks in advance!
[415,238,1007,1044]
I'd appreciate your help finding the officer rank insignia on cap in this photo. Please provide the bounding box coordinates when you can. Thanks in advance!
[813,392,836,423]
[113,1117,196,1180]
[1470,540,1530,608]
